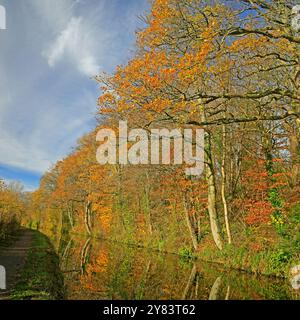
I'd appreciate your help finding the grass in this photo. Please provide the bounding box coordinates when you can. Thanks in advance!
[197,243,295,278]
[196,230,300,278]
[11,230,65,300]
[183,204,300,278]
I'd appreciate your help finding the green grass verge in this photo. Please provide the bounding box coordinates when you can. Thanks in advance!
[11,230,65,300]
[197,243,300,278]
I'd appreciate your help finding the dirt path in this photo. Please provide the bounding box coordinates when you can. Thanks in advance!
[0,229,33,299]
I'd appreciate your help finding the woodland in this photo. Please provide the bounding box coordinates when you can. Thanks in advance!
[1,0,300,278]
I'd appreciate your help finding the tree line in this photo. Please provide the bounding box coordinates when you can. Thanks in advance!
[20,1,300,265]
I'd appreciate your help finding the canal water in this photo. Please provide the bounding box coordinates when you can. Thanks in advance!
[58,235,299,300]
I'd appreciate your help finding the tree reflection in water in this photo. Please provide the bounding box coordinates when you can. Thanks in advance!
[58,235,299,300]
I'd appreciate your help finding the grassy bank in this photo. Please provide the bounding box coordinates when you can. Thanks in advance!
[195,242,299,278]
[11,230,64,300]
[84,229,298,279]
[195,205,300,278]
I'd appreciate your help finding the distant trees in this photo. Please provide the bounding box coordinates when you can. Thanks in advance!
[0,178,24,241]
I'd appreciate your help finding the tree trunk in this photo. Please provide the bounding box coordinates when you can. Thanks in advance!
[291,62,300,184]
[290,132,300,186]
[67,202,74,229]
[84,201,92,235]
[221,123,232,244]
[80,238,91,275]
[200,104,224,250]
[208,276,223,300]
[183,196,199,251]
[115,165,127,231]
[205,131,224,250]
[145,172,153,235]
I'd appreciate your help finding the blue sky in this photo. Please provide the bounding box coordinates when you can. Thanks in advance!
[0,0,149,191]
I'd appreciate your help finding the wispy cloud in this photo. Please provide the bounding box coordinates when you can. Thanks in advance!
[44,16,100,76]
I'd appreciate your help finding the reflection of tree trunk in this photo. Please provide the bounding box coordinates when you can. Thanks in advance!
[225,286,231,300]
[80,238,91,275]
[208,276,222,300]
[182,264,197,300]
[0,265,6,290]
[145,260,151,276]
[135,260,151,299]
[195,270,199,299]
[60,238,73,269]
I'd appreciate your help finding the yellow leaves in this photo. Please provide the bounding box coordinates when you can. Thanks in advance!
[144,97,171,113]
[161,66,176,77]
[98,92,115,106]
[154,0,169,7]
[178,52,193,69]
[152,0,174,21]
[95,250,109,272]
[275,38,295,53]
[0,183,24,230]
[146,75,162,89]
[99,212,112,234]
[176,37,213,85]
[177,52,204,84]
[196,41,212,61]
[229,35,268,53]
[138,0,178,47]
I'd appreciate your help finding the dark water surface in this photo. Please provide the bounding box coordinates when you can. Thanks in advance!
[58,235,299,300]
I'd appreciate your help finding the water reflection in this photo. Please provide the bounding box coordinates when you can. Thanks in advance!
[58,235,299,300]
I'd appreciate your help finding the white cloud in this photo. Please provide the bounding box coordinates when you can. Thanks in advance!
[44,16,100,76]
